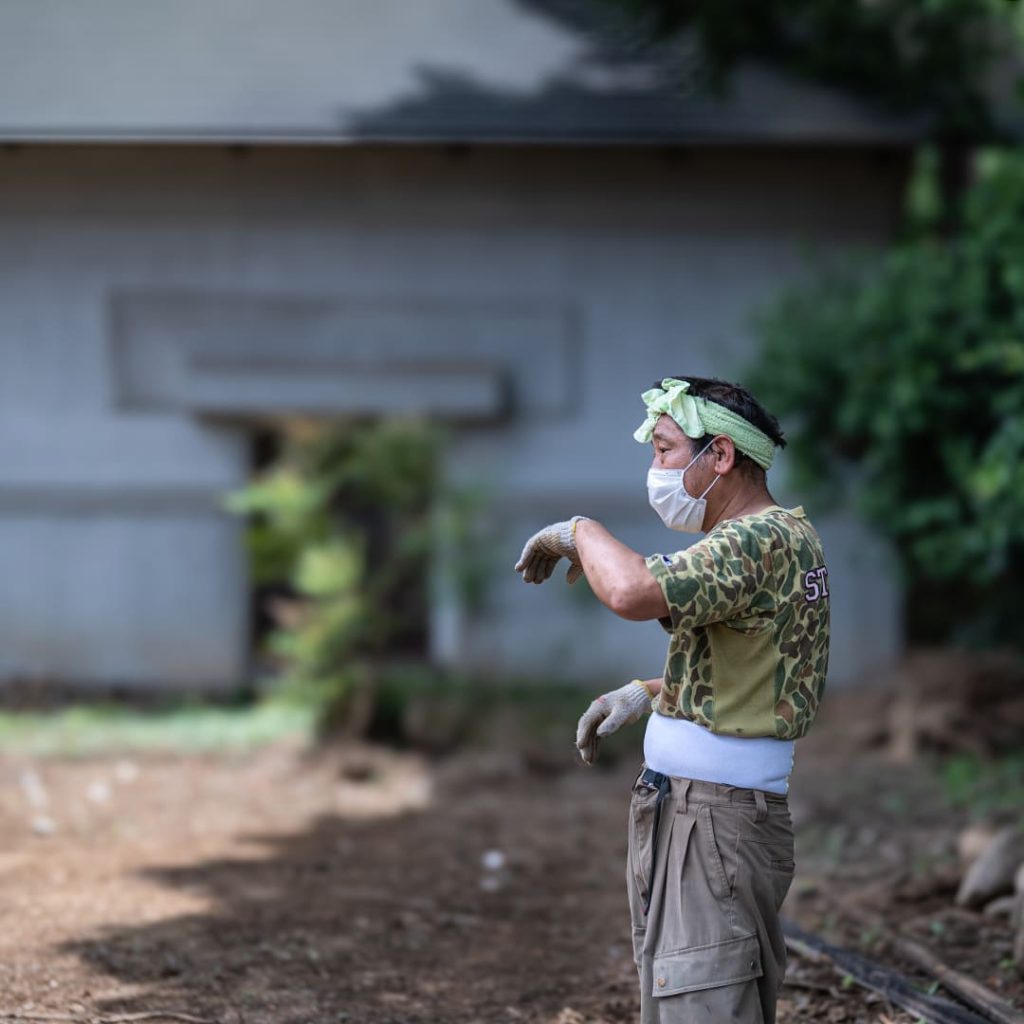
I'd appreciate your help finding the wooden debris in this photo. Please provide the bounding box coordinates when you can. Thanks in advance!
[983,895,1018,919]
[1016,863,1024,975]
[783,918,999,1024]
[956,826,1024,909]
[830,899,1024,1024]
[959,823,1002,870]
[869,920,1022,1024]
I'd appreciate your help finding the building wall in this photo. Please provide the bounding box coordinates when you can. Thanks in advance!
[0,144,906,690]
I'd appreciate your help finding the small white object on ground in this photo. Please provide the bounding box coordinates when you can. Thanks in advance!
[31,814,56,836]
[86,780,112,804]
[481,849,506,871]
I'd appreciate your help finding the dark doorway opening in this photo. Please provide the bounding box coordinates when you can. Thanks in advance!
[241,418,436,693]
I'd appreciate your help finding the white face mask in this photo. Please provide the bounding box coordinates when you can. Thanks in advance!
[647,439,720,532]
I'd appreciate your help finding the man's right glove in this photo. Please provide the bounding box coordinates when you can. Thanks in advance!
[514,516,589,585]
[575,680,655,765]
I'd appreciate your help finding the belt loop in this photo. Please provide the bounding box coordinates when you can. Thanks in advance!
[753,789,768,822]
[678,778,691,815]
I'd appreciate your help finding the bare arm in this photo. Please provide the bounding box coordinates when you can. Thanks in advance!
[574,519,670,621]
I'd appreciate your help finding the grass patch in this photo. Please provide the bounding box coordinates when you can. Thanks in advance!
[0,670,632,763]
[0,701,315,758]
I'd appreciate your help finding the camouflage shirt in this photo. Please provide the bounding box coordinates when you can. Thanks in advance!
[646,505,830,740]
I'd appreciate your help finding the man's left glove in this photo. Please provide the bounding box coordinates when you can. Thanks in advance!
[514,516,590,585]
[575,680,655,765]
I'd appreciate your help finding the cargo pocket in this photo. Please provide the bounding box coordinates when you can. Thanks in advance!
[651,931,763,998]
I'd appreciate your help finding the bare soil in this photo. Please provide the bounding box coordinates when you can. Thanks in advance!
[0,687,1021,1024]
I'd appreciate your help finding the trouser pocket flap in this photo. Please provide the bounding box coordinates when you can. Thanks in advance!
[651,932,762,997]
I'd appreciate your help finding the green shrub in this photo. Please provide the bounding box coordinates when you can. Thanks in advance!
[748,150,1024,648]
[224,419,492,732]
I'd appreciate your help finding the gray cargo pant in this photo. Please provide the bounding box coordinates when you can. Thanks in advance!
[626,766,795,1023]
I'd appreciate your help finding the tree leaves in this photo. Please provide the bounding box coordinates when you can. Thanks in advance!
[602,0,1009,137]
[748,152,1024,647]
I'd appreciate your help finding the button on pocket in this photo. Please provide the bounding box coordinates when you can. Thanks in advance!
[651,932,762,997]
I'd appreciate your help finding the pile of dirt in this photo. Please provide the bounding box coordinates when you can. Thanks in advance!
[838,647,1024,761]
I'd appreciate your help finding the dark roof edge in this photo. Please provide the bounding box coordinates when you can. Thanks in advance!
[0,126,927,146]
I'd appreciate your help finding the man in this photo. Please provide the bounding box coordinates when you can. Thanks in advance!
[514,376,830,1024]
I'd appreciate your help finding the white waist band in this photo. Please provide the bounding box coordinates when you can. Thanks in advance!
[642,711,794,795]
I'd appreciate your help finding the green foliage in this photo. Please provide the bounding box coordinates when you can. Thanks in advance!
[0,671,634,765]
[223,466,330,586]
[747,150,1024,647]
[602,0,1013,138]
[938,749,1024,816]
[224,419,493,729]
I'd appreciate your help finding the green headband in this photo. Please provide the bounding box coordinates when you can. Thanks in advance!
[633,378,776,470]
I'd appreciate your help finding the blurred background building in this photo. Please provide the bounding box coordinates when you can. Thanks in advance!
[0,0,911,692]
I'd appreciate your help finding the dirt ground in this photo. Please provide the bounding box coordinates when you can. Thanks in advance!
[0,687,1021,1024]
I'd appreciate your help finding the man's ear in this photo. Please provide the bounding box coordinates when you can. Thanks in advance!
[712,435,736,473]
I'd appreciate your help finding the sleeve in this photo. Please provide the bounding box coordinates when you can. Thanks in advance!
[645,522,770,634]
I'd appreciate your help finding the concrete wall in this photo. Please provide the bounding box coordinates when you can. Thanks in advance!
[0,144,906,690]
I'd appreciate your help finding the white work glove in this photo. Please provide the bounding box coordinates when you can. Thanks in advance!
[575,680,655,765]
[514,516,590,585]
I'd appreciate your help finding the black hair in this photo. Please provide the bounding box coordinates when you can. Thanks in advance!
[654,376,786,479]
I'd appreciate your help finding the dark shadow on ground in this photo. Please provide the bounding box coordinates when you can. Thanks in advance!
[61,757,643,1024]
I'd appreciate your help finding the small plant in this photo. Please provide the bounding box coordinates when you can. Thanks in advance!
[938,750,1024,816]
[224,418,494,735]
[859,923,883,949]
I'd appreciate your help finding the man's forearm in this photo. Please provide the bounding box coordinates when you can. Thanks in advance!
[573,519,669,621]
